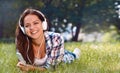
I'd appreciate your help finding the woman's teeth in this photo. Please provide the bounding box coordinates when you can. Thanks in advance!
[32,31,37,34]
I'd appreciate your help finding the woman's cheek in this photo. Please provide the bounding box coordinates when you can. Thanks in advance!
[25,29,30,35]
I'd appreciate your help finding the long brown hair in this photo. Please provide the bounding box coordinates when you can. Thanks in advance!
[15,8,48,64]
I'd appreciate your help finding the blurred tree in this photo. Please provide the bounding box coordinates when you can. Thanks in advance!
[114,0,120,34]
[42,0,117,41]
[0,0,119,42]
[41,0,87,41]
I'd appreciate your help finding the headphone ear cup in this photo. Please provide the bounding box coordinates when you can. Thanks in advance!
[42,21,47,30]
[20,26,25,34]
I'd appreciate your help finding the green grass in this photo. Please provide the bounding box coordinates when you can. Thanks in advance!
[0,42,120,73]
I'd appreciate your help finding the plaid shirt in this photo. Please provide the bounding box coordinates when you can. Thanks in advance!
[43,31,65,68]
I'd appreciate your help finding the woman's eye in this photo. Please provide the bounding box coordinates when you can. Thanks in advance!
[34,22,39,25]
[25,25,30,28]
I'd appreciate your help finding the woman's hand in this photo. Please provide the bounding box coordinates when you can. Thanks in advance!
[17,62,29,71]
[17,62,46,72]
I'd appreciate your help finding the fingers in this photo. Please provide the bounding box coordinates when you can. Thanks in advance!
[17,62,25,67]
[17,62,28,71]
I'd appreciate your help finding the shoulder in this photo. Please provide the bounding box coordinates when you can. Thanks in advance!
[44,31,61,38]
[44,31,64,42]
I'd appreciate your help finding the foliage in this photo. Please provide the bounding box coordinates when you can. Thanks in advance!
[0,0,120,41]
[0,42,120,73]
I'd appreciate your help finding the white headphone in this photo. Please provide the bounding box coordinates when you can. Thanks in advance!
[19,9,47,34]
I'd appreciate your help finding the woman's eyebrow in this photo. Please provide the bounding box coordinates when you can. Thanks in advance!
[33,20,40,22]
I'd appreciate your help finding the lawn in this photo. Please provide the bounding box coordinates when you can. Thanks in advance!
[0,42,120,73]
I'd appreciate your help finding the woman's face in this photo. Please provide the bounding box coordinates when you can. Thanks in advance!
[24,14,43,40]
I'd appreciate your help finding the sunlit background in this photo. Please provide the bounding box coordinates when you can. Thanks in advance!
[0,0,120,42]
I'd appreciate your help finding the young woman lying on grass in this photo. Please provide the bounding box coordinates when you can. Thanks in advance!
[15,8,80,72]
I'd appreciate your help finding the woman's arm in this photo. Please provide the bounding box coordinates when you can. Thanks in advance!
[17,62,46,72]
[47,33,65,65]
[26,64,46,71]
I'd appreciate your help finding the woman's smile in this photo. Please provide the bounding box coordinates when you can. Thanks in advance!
[29,29,41,39]
[31,30,38,35]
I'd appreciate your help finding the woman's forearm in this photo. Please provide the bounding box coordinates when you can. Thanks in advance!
[26,64,46,71]
[17,62,46,72]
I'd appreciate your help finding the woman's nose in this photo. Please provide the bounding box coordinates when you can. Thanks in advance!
[30,24,34,30]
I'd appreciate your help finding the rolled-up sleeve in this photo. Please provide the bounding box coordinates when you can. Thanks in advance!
[46,33,64,66]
